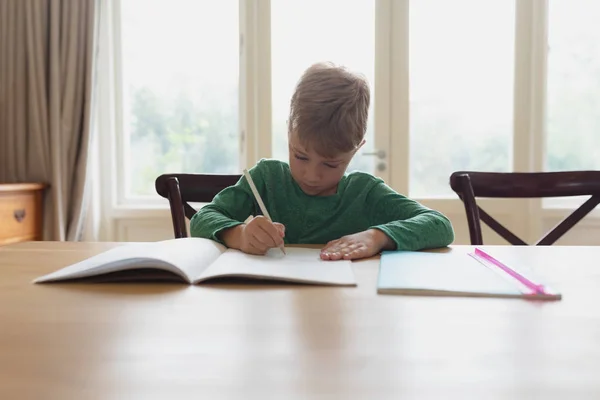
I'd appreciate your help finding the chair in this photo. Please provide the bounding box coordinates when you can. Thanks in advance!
[155,173,241,238]
[449,170,600,245]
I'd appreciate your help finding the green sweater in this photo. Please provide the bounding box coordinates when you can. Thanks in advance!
[190,159,454,250]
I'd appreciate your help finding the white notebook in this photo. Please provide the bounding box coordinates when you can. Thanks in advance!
[377,249,561,300]
[33,237,356,286]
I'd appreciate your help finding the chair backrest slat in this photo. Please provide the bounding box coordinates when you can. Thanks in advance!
[451,170,600,198]
[155,173,242,238]
[449,170,600,245]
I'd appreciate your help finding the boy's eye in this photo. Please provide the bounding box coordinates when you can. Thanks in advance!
[294,153,338,168]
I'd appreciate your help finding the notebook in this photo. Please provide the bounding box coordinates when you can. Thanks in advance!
[377,249,562,300]
[33,237,356,286]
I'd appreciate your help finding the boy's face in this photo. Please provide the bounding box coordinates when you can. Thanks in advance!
[288,132,364,196]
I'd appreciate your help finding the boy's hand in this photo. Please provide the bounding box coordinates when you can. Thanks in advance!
[234,216,285,255]
[320,229,394,261]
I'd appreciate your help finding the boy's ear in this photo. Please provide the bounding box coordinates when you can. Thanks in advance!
[355,139,366,152]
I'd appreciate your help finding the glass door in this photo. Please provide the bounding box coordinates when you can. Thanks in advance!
[270,0,390,181]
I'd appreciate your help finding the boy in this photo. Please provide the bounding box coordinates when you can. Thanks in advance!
[190,62,454,260]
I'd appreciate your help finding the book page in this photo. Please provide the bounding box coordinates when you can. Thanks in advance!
[194,247,356,286]
[147,237,228,281]
[33,238,227,284]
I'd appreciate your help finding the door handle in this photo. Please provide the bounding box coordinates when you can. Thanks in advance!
[362,149,386,159]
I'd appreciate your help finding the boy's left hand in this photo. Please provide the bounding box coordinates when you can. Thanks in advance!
[320,229,394,261]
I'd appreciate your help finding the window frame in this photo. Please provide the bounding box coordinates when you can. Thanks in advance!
[98,0,598,244]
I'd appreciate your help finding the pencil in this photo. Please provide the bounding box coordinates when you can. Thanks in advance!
[242,169,286,255]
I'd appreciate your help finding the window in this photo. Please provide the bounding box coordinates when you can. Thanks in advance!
[103,0,597,218]
[270,0,376,173]
[408,0,516,198]
[120,0,239,198]
[545,0,600,172]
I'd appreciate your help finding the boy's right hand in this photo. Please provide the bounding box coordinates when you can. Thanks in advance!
[241,216,285,255]
[222,216,285,255]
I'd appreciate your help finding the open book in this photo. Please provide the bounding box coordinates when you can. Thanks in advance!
[33,238,356,286]
[377,249,562,300]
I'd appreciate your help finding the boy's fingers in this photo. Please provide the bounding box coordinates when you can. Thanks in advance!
[323,240,346,254]
[250,225,280,248]
[324,239,340,248]
[248,241,267,255]
[251,228,274,248]
[245,224,270,247]
[322,240,365,260]
[321,242,335,252]
[321,251,343,261]
[257,220,284,246]
[345,243,360,251]
[343,249,363,260]
[273,222,285,237]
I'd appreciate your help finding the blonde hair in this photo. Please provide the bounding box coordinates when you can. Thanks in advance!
[288,62,370,158]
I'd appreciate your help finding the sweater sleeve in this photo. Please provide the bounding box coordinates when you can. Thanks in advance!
[189,163,264,243]
[366,181,455,251]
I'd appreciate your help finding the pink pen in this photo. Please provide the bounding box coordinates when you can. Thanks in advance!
[474,248,547,295]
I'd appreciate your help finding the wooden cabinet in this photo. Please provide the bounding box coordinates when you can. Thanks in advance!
[0,183,47,245]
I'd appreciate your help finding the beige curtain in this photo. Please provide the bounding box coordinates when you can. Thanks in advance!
[0,0,98,241]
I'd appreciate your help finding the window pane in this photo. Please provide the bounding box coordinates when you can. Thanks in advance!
[409,0,515,197]
[121,0,239,197]
[271,0,375,173]
[546,0,600,171]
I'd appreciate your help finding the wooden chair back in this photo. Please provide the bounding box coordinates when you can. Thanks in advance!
[155,173,241,238]
[449,170,600,245]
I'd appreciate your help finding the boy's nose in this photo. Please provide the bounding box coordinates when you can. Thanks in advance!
[304,167,321,183]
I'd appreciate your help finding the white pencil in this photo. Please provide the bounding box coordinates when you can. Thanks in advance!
[243,169,286,255]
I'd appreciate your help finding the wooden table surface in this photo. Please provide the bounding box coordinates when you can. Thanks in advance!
[1,241,599,399]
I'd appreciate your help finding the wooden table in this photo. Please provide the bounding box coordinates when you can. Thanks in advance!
[1,241,599,399]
